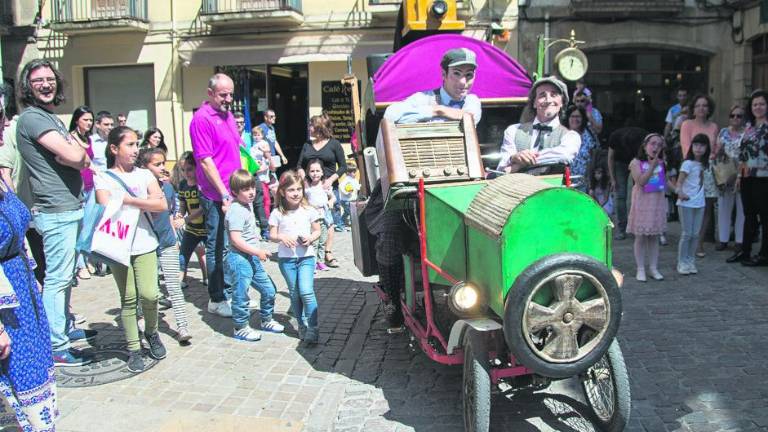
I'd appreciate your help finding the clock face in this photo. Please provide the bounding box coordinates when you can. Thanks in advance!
[556,48,588,82]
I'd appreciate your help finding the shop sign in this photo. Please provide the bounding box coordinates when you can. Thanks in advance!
[321,80,359,144]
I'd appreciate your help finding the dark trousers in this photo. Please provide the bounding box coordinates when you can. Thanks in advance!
[741,177,768,258]
[200,196,227,302]
[26,228,46,286]
[613,162,630,233]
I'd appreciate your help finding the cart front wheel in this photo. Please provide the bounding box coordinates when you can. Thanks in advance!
[463,330,491,432]
[580,339,631,432]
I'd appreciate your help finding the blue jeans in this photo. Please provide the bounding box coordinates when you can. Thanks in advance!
[33,208,84,351]
[200,195,228,302]
[332,187,344,228]
[227,252,276,328]
[278,256,318,331]
[678,205,704,267]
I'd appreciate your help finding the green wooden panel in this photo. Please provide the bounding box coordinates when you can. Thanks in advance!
[403,256,415,310]
[466,226,504,315]
[497,188,611,313]
[425,183,485,284]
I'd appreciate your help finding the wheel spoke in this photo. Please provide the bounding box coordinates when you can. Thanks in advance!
[542,327,580,359]
[553,274,582,302]
[578,298,608,331]
[526,303,560,333]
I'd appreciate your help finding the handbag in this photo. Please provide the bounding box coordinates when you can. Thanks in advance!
[105,171,164,244]
[75,192,106,255]
[712,152,738,186]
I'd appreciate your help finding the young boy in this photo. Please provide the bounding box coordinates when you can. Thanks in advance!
[225,170,285,341]
[337,163,361,231]
[177,152,208,287]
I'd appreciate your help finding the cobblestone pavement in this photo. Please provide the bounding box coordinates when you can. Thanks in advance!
[57,223,768,432]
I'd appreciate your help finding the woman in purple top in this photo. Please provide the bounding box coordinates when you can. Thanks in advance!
[69,106,95,281]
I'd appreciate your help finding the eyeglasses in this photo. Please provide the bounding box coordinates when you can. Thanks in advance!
[29,77,57,86]
[235,121,245,125]
[730,113,744,119]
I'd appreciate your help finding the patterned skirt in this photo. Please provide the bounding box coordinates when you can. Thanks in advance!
[627,186,668,236]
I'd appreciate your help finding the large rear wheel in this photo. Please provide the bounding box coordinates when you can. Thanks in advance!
[463,330,491,432]
[580,339,631,432]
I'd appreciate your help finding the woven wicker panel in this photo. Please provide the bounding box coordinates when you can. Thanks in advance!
[465,174,554,238]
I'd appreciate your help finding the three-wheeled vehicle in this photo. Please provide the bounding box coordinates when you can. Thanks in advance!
[350,30,631,432]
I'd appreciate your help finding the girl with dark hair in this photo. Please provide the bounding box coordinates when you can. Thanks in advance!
[627,133,671,282]
[675,133,710,275]
[589,163,613,217]
[735,90,768,266]
[95,126,167,372]
[69,106,96,280]
[141,127,168,153]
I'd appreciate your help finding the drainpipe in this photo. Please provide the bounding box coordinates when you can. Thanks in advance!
[543,11,550,76]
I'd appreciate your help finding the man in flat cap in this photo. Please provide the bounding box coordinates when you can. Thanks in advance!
[498,76,581,173]
[383,47,482,126]
[367,48,481,333]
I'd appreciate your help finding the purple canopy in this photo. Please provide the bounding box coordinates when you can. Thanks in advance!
[373,34,532,104]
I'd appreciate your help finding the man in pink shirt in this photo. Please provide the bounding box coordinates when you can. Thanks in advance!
[190,73,241,317]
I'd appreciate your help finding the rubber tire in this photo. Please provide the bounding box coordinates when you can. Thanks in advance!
[504,254,622,379]
[581,339,631,432]
[462,330,491,432]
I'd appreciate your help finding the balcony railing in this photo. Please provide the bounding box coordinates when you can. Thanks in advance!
[51,0,148,23]
[201,0,302,14]
[0,2,13,27]
[570,0,684,16]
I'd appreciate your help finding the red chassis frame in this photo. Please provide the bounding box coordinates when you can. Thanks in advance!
[373,178,534,382]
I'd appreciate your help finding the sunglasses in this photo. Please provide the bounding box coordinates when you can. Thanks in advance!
[730,113,744,119]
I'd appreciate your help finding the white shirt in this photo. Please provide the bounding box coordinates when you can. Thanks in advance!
[268,206,321,258]
[90,133,109,172]
[94,168,159,255]
[305,183,330,209]
[497,117,581,170]
[677,160,705,208]
[383,87,482,126]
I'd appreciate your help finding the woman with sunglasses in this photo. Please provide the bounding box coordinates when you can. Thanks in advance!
[736,90,768,266]
[717,105,747,261]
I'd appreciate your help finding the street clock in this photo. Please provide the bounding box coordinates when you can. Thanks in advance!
[555,47,588,82]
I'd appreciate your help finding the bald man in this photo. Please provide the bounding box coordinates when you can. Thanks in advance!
[190,73,240,318]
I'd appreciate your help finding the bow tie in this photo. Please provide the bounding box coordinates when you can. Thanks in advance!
[532,123,553,133]
[448,99,464,108]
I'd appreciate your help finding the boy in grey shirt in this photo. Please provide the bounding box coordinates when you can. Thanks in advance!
[225,170,284,341]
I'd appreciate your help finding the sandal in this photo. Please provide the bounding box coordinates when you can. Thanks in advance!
[324,251,340,268]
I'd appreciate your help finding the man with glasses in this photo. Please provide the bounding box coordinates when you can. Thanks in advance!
[116,112,127,127]
[233,112,252,151]
[258,109,287,166]
[15,59,93,366]
[91,111,114,173]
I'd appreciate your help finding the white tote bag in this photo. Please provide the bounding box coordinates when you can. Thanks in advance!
[90,187,140,267]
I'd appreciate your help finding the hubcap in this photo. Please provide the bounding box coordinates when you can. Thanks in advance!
[522,271,610,363]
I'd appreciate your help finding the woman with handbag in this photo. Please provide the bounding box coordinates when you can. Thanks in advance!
[716,104,746,258]
[94,126,168,372]
[736,90,768,266]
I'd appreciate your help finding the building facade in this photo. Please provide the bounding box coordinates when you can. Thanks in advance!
[516,0,762,135]
[5,0,518,161]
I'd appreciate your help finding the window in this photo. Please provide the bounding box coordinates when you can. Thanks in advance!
[85,65,156,133]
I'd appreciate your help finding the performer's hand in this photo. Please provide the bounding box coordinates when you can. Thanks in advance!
[511,150,538,167]
[432,105,465,121]
[0,330,11,360]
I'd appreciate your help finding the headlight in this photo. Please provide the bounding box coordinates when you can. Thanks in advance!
[449,282,481,315]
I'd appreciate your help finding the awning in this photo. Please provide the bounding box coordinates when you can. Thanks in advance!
[179,30,393,66]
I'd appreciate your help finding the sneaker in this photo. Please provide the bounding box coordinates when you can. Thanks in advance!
[68,328,98,343]
[53,348,92,367]
[659,234,668,246]
[158,297,173,310]
[316,262,329,271]
[72,313,87,325]
[688,263,698,274]
[177,327,192,343]
[677,263,691,275]
[635,270,647,282]
[261,319,285,333]
[126,350,144,373]
[234,326,262,342]
[304,328,319,345]
[144,332,167,360]
[649,269,664,281]
[207,300,232,317]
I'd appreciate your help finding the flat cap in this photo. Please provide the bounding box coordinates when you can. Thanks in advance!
[441,48,478,70]
[528,76,569,107]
